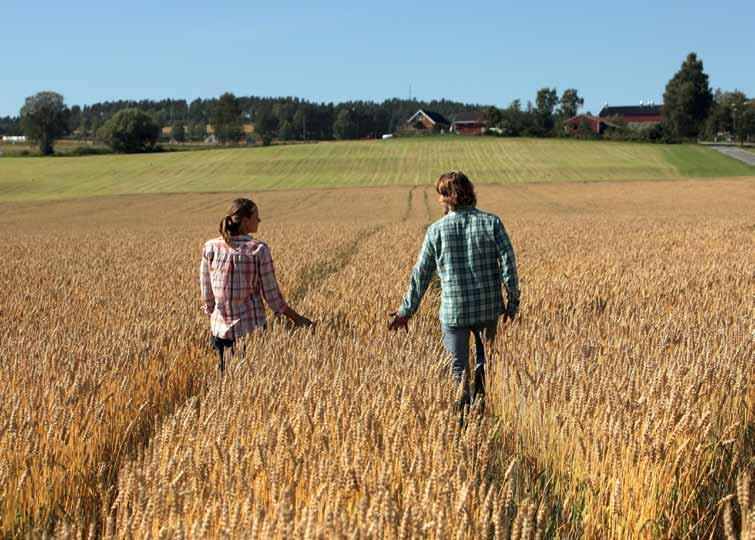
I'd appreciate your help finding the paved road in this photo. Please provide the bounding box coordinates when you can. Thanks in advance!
[709,145,755,166]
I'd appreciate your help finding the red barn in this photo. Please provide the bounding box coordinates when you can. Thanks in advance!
[451,112,486,135]
[598,104,663,130]
[563,114,618,135]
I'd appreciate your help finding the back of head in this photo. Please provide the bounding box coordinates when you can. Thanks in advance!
[435,171,477,211]
[219,197,257,245]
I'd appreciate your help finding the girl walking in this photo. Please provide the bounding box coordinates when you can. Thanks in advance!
[200,198,313,371]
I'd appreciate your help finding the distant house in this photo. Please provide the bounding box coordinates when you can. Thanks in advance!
[1,135,26,143]
[204,123,254,135]
[451,112,486,135]
[404,109,451,133]
[598,104,663,130]
[563,114,618,135]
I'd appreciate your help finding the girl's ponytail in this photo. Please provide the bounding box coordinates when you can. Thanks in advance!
[219,198,257,245]
[219,215,236,245]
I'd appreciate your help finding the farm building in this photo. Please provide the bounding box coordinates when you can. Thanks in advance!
[1,135,26,143]
[451,112,486,135]
[563,114,618,135]
[598,104,663,130]
[404,109,451,134]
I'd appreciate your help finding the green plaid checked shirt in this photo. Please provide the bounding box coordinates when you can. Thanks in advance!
[398,206,520,326]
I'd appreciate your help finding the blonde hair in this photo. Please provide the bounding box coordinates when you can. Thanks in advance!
[435,171,477,209]
[219,198,257,245]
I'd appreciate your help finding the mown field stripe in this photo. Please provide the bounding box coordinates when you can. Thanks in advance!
[1,138,752,203]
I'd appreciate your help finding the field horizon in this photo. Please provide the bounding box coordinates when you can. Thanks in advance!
[0,137,753,203]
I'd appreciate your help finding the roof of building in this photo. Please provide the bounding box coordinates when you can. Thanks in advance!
[453,111,485,124]
[599,105,662,117]
[564,114,598,124]
[564,114,620,128]
[408,109,451,126]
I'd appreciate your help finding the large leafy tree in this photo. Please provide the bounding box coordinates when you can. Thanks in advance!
[212,92,243,144]
[662,53,713,139]
[19,91,70,155]
[171,122,186,143]
[189,122,206,141]
[735,100,755,144]
[558,89,584,118]
[333,108,357,140]
[534,87,559,135]
[254,108,278,146]
[100,108,160,153]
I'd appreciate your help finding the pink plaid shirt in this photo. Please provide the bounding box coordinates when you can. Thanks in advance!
[200,235,288,339]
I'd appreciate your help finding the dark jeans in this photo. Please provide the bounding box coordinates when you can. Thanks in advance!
[211,335,235,373]
[441,319,498,406]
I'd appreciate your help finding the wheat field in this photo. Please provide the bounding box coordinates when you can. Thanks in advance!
[0,180,753,539]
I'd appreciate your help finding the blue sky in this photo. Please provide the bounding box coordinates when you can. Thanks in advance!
[2,0,753,116]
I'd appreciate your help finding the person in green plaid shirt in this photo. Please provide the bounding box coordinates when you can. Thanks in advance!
[389,171,519,409]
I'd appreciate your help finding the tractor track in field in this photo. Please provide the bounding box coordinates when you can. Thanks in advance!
[286,224,384,306]
[422,188,434,223]
[75,224,385,538]
[401,186,415,222]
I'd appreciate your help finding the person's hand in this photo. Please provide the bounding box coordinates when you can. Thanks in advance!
[388,311,409,332]
[294,314,315,328]
[502,310,516,326]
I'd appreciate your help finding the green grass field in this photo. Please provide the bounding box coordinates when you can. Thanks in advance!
[0,137,752,202]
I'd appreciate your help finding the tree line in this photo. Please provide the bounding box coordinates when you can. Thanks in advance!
[4,52,753,155]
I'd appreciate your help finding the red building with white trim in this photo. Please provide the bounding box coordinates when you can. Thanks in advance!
[598,104,663,130]
[451,112,487,135]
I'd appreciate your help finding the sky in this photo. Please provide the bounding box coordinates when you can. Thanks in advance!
[2,0,754,117]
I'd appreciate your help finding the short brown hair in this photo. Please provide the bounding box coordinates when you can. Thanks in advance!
[435,171,477,209]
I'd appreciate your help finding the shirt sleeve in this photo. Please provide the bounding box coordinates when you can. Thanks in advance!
[200,244,215,315]
[256,243,289,314]
[398,228,437,319]
[494,218,520,316]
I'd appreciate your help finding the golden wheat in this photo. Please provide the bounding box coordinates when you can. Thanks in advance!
[0,180,752,539]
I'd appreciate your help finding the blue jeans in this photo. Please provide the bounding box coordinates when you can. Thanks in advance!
[441,319,498,404]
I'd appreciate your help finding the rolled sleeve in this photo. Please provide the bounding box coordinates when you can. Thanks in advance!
[256,244,289,314]
[494,219,520,316]
[398,229,437,319]
[200,245,215,315]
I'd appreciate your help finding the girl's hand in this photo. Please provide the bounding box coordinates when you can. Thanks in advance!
[295,315,315,328]
[388,311,409,332]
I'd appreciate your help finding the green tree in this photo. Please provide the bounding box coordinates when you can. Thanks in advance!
[254,108,277,146]
[172,122,186,142]
[558,89,584,118]
[662,52,713,139]
[19,91,70,155]
[79,116,91,141]
[534,87,558,135]
[483,106,503,128]
[100,108,160,153]
[212,92,243,144]
[189,122,206,141]
[734,100,755,144]
[278,120,296,141]
[293,108,307,140]
[333,108,357,139]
